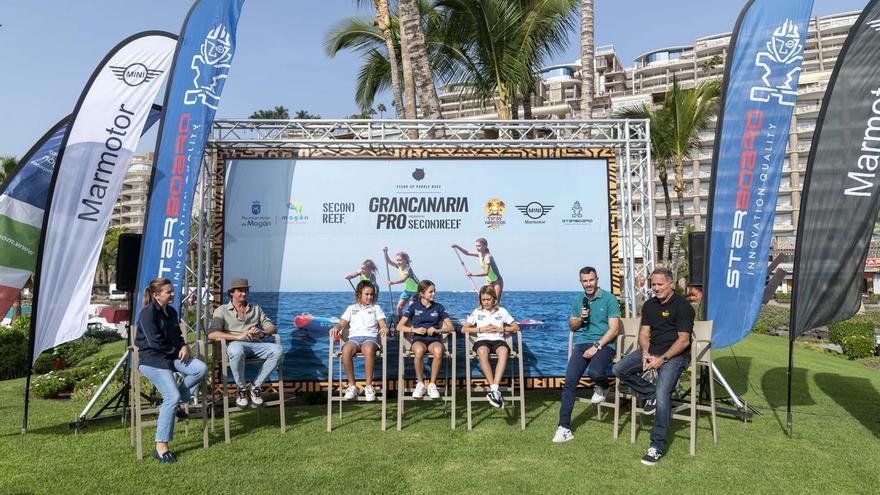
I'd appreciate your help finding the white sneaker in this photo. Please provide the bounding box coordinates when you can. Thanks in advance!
[590,385,609,404]
[364,384,376,402]
[427,383,441,399]
[343,384,359,400]
[413,382,426,399]
[552,426,574,443]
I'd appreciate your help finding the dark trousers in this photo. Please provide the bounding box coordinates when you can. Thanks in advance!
[557,343,614,429]
[612,350,689,452]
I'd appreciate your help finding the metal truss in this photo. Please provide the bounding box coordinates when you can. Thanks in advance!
[206,119,655,316]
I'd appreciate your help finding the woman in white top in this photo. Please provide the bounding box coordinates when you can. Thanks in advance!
[330,280,388,402]
[461,285,520,409]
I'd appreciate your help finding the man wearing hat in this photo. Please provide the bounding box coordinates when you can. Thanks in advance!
[208,277,283,408]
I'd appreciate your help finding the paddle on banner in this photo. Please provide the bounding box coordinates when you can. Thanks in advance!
[135,0,246,322]
[30,33,176,364]
[703,0,813,348]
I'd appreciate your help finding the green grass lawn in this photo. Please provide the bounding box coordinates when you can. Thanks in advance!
[1,333,878,494]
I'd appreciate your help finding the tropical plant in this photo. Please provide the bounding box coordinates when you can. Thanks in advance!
[616,79,721,274]
[249,106,290,119]
[436,0,578,120]
[579,0,594,119]
[376,103,388,118]
[0,155,17,184]
[360,0,405,117]
[97,227,125,285]
[294,109,321,119]
[398,0,443,119]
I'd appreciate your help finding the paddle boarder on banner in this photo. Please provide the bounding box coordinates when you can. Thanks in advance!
[383,247,419,320]
[452,238,503,302]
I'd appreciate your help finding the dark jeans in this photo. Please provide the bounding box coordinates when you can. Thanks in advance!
[612,349,689,452]
[557,343,615,429]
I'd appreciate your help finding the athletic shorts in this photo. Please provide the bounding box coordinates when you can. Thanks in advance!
[410,334,443,347]
[399,290,416,302]
[347,335,381,351]
[473,339,510,354]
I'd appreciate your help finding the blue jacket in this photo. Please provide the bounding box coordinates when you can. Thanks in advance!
[135,301,185,370]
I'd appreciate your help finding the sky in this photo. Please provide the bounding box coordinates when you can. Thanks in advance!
[0,0,869,157]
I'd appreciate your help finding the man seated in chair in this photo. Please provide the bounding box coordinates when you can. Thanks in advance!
[208,277,283,409]
[553,266,620,443]
[613,267,693,466]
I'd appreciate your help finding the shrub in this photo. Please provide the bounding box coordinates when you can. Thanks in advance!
[0,325,28,380]
[828,320,874,345]
[774,292,792,302]
[31,371,75,399]
[84,325,123,344]
[752,305,790,334]
[841,334,877,360]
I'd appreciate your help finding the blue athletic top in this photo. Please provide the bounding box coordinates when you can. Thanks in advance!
[404,299,450,329]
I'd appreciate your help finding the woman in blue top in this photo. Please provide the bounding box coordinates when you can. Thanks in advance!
[135,278,207,463]
[396,280,453,399]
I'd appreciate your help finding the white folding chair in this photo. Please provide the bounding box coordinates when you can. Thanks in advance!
[396,330,456,430]
[566,328,623,438]
[464,332,526,430]
[326,330,388,431]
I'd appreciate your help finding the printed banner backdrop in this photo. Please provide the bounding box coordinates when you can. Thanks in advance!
[32,33,175,363]
[792,0,880,337]
[0,107,162,319]
[704,0,813,348]
[222,157,615,380]
[135,0,245,323]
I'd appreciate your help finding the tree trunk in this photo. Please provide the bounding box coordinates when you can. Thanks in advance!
[495,83,512,120]
[658,164,673,263]
[579,0,595,119]
[398,0,442,120]
[510,102,519,120]
[374,0,405,118]
[398,16,417,119]
[523,90,533,120]
[11,292,21,323]
[670,159,688,281]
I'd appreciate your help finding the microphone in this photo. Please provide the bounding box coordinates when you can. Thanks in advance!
[581,296,590,326]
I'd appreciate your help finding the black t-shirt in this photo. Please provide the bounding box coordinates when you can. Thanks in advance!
[640,292,694,356]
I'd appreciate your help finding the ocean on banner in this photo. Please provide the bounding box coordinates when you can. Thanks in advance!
[242,291,599,381]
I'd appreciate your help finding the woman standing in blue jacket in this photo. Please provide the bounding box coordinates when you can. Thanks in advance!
[135,278,207,463]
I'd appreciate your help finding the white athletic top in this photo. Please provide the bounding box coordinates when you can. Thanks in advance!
[465,307,515,342]
[341,303,386,338]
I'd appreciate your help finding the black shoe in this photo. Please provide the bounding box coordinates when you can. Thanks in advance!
[151,448,178,464]
[641,446,663,466]
[175,406,189,420]
[250,384,264,406]
[642,398,657,415]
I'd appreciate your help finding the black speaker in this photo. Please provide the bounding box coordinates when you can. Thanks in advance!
[688,231,706,287]
[116,233,142,292]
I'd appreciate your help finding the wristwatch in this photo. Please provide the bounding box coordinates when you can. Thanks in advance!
[662,355,670,363]
[593,343,602,350]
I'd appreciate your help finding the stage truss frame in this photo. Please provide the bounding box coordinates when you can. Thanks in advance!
[191,119,654,321]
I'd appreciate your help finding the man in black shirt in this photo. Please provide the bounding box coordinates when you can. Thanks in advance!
[613,267,694,466]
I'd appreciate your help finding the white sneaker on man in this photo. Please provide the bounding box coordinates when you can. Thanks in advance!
[552,426,574,443]
[427,383,441,399]
[413,382,426,399]
[590,385,609,404]
[364,384,376,402]
[343,384,359,400]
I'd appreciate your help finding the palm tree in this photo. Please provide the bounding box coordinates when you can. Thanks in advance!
[376,103,388,118]
[98,227,125,286]
[249,106,290,119]
[617,79,721,274]
[0,155,17,185]
[398,0,443,119]
[579,0,595,119]
[294,109,321,119]
[372,0,406,117]
[437,0,578,120]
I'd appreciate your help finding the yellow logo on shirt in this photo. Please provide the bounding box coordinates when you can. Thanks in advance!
[661,310,670,318]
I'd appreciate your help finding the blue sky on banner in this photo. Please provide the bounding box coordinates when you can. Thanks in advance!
[0,0,868,156]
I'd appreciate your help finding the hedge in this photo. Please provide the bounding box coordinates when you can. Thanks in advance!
[827,320,874,346]
[841,334,877,360]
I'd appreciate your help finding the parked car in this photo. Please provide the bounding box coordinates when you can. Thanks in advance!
[109,289,127,301]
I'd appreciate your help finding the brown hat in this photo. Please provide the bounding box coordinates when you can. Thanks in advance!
[227,277,250,292]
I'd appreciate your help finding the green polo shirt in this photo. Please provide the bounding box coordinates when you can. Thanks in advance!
[209,302,275,335]
[570,288,621,347]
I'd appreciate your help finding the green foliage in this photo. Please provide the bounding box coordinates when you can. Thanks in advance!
[31,371,75,399]
[827,320,874,346]
[32,357,115,399]
[250,105,290,119]
[751,305,790,334]
[0,325,28,380]
[33,336,102,374]
[774,292,792,302]
[841,334,877,360]
[83,325,123,345]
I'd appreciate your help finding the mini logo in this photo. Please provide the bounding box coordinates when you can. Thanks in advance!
[251,201,261,215]
[412,168,425,181]
[485,198,506,230]
[109,63,164,86]
[184,24,234,109]
[516,202,554,220]
[750,19,804,106]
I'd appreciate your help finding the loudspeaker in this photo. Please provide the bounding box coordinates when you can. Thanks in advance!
[116,233,142,292]
[688,231,706,287]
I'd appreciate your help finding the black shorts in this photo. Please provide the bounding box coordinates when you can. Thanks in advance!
[473,340,510,354]
[411,335,443,347]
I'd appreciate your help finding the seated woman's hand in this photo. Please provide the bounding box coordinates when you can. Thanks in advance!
[329,327,339,339]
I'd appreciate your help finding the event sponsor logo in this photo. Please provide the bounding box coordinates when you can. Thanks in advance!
[412,168,425,181]
[252,201,262,215]
[283,199,309,224]
[750,20,803,107]
[396,167,440,191]
[842,86,880,198]
[239,199,273,229]
[323,202,354,224]
[157,113,198,280]
[184,25,233,110]
[516,202,554,224]
[109,63,164,87]
[485,198,506,230]
[77,104,137,222]
[369,196,467,230]
[562,201,592,225]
